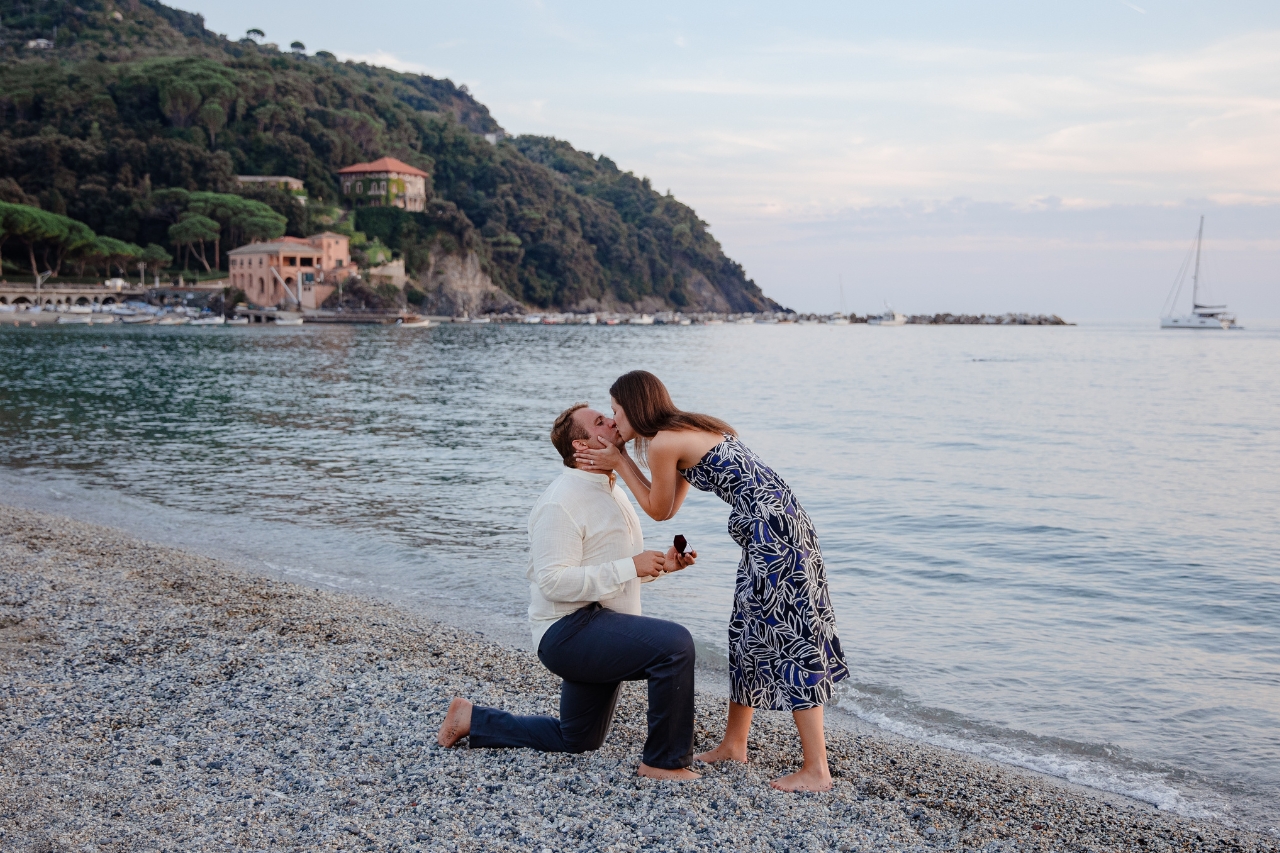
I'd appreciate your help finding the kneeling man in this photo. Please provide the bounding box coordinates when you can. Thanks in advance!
[438,403,699,779]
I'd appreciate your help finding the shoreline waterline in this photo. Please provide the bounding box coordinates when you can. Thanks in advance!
[1,467,1273,836]
[1,470,1274,838]
[3,504,1277,852]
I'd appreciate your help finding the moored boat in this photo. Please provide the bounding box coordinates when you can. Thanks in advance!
[868,307,907,326]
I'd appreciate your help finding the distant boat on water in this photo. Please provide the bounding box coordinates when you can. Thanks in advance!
[1161,216,1240,330]
[868,306,907,326]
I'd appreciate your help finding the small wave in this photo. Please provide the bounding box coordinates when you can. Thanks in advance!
[836,698,1226,822]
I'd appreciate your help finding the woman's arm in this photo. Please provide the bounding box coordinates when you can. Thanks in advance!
[643,436,698,520]
[583,433,691,521]
[597,441,667,520]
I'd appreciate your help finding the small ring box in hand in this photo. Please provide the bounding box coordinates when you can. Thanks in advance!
[674,535,687,555]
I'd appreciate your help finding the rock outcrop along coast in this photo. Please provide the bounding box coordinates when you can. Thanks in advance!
[2,505,1274,852]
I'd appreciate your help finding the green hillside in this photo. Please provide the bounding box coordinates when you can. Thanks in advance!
[0,0,779,312]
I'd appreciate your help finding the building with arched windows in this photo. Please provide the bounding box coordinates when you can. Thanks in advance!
[227,233,354,309]
[336,157,430,212]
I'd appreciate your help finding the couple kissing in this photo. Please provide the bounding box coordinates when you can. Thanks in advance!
[438,370,849,792]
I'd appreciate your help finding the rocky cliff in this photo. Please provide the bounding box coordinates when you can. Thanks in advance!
[0,0,782,314]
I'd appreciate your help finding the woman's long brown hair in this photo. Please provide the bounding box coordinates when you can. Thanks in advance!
[609,371,735,466]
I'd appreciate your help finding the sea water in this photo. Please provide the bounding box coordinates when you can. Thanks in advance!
[1,321,1277,833]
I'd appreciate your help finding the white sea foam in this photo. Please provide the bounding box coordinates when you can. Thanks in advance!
[837,699,1225,822]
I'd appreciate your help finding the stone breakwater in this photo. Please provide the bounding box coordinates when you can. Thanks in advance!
[1,505,1274,853]
[904,313,1071,325]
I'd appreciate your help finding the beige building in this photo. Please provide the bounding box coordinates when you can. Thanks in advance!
[337,157,429,212]
[228,233,355,310]
[236,175,308,204]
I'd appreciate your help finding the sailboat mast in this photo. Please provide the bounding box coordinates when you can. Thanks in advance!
[1191,215,1204,306]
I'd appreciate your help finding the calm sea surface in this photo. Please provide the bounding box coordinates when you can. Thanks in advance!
[2,321,1277,832]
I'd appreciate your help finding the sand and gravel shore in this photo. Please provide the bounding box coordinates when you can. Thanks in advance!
[1,503,1275,852]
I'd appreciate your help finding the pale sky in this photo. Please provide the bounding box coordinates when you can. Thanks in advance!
[185,1,1280,319]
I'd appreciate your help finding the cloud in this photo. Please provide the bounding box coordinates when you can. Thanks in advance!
[333,50,446,78]
[584,28,1280,216]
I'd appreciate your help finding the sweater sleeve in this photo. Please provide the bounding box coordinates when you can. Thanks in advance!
[528,502,639,602]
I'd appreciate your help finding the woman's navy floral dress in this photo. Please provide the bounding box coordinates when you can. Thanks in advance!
[681,435,849,710]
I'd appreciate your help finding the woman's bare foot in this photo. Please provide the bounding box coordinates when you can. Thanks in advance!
[695,743,748,764]
[436,697,472,747]
[637,763,701,780]
[770,766,833,793]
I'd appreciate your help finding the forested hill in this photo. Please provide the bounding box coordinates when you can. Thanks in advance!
[0,0,780,312]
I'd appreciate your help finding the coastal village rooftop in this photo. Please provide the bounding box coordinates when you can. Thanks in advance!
[235,175,308,204]
[337,157,429,212]
[228,232,353,310]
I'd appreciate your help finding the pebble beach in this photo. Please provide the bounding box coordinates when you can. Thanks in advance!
[2,504,1275,853]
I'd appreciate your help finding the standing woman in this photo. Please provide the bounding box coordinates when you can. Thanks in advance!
[575,370,849,792]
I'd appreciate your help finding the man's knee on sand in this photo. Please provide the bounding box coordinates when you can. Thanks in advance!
[559,705,617,754]
[563,728,610,754]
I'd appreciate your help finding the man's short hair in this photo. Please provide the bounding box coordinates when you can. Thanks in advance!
[551,403,590,468]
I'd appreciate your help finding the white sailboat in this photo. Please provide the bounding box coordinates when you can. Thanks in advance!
[829,276,850,324]
[1161,216,1240,330]
[868,305,907,326]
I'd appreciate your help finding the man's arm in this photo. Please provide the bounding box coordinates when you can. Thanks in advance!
[528,503,666,602]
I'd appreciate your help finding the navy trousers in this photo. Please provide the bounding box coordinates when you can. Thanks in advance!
[468,604,695,769]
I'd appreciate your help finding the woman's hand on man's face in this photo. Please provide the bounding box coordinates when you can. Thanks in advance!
[575,435,623,471]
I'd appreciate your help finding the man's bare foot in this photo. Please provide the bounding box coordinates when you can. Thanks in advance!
[437,697,472,747]
[694,743,748,764]
[770,766,832,793]
[637,763,701,781]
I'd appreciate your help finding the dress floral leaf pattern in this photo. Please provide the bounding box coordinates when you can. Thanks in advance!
[681,435,849,711]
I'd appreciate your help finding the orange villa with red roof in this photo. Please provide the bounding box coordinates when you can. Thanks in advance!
[336,157,430,212]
